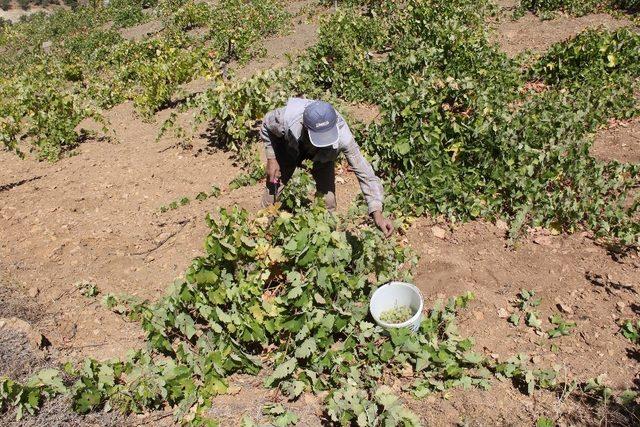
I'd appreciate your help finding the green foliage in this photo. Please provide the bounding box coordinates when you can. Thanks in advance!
[0,67,106,160]
[0,369,67,420]
[277,170,317,211]
[326,384,421,426]
[262,404,298,426]
[494,354,559,395]
[547,314,576,338]
[188,68,304,162]
[204,0,290,63]
[530,28,640,85]
[292,0,640,245]
[516,289,542,310]
[612,0,640,11]
[229,162,265,189]
[107,0,148,28]
[0,0,291,159]
[507,291,577,338]
[519,0,601,16]
[583,374,613,402]
[76,280,99,297]
[58,199,491,422]
[163,0,212,32]
[621,319,640,343]
[508,290,543,330]
[125,35,215,118]
[209,185,221,198]
[536,416,555,427]
[160,185,221,213]
[519,0,640,15]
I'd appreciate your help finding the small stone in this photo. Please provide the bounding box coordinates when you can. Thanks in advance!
[155,232,171,244]
[226,385,241,395]
[557,302,573,314]
[431,226,447,239]
[497,308,509,319]
[335,176,346,184]
[616,302,626,312]
[533,235,552,246]
[401,364,414,377]
[42,41,53,53]
[473,311,484,320]
[0,317,50,350]
[27,287,39,298]
[495,219,508,231]
[61,322,78,341]
[303,393,318,405]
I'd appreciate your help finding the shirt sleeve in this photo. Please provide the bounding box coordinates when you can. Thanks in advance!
[337,119,385,214]
[260,107,285,159]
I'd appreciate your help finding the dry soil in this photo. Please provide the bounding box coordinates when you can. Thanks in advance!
[1,2,640,426]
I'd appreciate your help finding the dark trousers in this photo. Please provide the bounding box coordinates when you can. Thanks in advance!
[261,145,337,211]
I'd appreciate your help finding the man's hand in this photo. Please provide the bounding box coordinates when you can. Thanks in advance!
[371,210,394,238]
[266,158,281,184]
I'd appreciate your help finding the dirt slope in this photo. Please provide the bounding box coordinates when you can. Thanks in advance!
[1,2,640,426]
[0,100,365,360]
[490,5,633,56]
[591,118,640,163]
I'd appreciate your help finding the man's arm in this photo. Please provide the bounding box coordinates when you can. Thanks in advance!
[339,124,394,237]
[260,108,286,183]
[341,138,384,214]
[260,107,285,160]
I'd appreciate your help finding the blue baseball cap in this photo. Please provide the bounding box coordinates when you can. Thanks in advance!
[303,101,339,148]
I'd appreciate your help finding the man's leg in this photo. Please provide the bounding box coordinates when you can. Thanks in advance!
[311,161,337,211]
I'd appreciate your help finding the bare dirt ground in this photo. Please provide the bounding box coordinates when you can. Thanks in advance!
[1,2,640,425]
[0,275,136,426]
[490,1,633,56]
[591,118,640,163]
[0,2,60,22]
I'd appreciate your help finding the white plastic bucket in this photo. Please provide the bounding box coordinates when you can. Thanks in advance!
[369,282,424,332]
